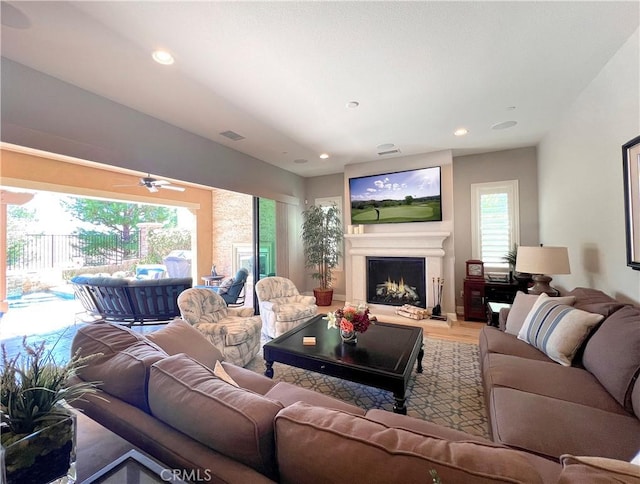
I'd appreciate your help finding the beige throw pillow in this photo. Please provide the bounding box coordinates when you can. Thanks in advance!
[506,292,575,335]
[560,454,640,482]
[214,360,239,387]
[518,294,603,366]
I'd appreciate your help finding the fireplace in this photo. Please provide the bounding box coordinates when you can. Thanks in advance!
[366,257,426,308]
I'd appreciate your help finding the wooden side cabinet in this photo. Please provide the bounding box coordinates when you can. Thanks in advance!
[464,278,521,322]
[463,278,486,321]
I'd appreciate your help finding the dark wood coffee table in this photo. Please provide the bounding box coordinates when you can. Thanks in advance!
[263,314,424,414]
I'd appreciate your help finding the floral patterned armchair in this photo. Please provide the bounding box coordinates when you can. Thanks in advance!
[177,288,262,367]
[255,277,317,338]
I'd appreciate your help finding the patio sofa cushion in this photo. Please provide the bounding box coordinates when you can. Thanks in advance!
[148,354,282,479]
[275,402,544,484]
[146,317,224,369]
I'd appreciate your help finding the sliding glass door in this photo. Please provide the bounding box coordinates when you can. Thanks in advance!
[253,197,277,308]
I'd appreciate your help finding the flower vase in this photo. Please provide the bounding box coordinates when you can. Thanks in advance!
[1,412,77,484]
[340,328,357,344]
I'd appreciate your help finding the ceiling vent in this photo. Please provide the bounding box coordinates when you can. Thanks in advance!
[378,148,401,156]
[219,130,245,141]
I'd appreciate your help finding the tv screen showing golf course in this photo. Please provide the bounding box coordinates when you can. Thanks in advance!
[349,166,442,224]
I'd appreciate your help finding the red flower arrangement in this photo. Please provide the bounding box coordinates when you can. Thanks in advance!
[326,304,372,334]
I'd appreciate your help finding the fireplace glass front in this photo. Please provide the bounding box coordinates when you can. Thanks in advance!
[366,256,426,308]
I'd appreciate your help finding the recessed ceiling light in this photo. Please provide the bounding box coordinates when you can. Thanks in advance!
[294,159,308,164]
[319,153,330,159]
[492,120,518,130]
[454,128,468,136]
[346,101,360,109]
[152,50,174,65]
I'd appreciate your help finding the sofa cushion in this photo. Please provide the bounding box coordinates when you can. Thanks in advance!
[148,354,283,478]
[558,455,640,483]
[75,341,166,412]
[505,292,575,335]
[264,381,365,415]
[365,409,562,484]
[72,322,144,356]
[483,353,627,414]
[518,295,603,366]
[146,318,224,368]
[634,379,640,420]
[275,402,545,484]
[566,287,626,317]
[490,387,640,461]
[71,323,167,412]
[479,326,552,364]
[582,305,640,413]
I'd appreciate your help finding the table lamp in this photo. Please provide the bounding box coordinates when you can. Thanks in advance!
[515,246,571,295]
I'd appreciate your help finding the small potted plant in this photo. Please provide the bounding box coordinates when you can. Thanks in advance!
[0,338,100,484]
[302,203,343,306]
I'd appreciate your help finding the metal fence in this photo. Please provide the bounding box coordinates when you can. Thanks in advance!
[6,232,141,271]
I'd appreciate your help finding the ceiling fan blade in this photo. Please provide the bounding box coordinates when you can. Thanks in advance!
[152,179,170,186]
[148,185,159,193]
[159,184,185,192]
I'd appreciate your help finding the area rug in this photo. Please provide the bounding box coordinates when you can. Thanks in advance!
[246,337,489,438]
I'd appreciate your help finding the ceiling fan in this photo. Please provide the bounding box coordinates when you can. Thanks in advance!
[116,175,185,193]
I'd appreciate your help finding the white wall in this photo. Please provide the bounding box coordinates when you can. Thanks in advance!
[343,150,455,313]
[538,28,640,304]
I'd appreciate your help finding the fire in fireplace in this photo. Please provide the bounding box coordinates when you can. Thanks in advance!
[366,256,426,308]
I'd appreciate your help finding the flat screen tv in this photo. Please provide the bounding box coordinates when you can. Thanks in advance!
[349,166,442,224]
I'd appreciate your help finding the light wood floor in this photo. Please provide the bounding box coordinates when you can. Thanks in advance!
[322,303,483,345]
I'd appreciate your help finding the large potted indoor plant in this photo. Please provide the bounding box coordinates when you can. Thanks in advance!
[302,203,343,306]
[0,338,99,484]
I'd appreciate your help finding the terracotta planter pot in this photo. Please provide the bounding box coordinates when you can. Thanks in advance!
[313,288,334,307]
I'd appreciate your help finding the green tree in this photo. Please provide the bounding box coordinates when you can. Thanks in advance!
[6,205,36,268]
[62,199,177,263]
[404,195,414,205]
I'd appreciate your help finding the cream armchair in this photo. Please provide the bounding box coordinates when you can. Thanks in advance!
[255,277,317,338]
[177,288,262,367]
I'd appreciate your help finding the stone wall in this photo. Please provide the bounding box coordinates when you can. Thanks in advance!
[211,189,253,277]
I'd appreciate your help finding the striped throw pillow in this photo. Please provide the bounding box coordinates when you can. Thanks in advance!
[517,295,604,366]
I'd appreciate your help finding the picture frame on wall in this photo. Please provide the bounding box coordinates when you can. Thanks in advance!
[623,135,640,270]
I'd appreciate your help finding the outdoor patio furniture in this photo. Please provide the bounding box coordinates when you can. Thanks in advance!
[205,268,249,307]
[70,276,192,326]
[255,276,317,338]
[177,288,262,367]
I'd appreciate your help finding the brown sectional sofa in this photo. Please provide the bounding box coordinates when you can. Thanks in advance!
[70,313,639,483]
[480,287,640,463]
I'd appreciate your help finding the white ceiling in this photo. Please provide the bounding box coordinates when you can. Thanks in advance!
[2,1,638,177]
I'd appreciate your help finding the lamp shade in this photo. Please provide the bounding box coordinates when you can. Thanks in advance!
[515,246,571,275]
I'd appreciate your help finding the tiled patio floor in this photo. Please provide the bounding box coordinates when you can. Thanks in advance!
[0,298,163,364]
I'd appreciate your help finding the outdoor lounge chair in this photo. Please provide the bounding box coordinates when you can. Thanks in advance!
[208,268,249,307]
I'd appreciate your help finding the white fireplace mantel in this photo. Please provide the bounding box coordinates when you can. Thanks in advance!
[345,232,450,255]
[344,231,451,311]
